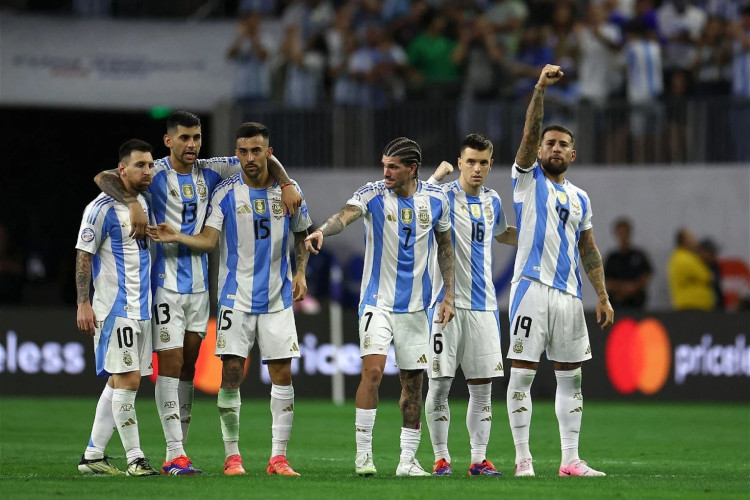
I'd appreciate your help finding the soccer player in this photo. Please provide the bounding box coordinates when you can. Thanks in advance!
[506,65,614,477]
[95,111,301,475]
[149,122,311,477]
[304,137,456,477]
[424,134,517,476]
[75,139,160,477]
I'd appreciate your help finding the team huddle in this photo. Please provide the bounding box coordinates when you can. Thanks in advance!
[74,65,614,478]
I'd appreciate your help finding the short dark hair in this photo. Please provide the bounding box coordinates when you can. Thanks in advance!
[613,217,632,230]
[166,110,201,133]
[236,122,270,140]
[461,133,493,155]
[675,228,689,246]
[542,125,575,145]
[382,137,422,178]
[119,139,152,161]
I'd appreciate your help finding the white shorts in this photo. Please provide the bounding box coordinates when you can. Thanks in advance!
[427,308,504,380]
[507,279,591,363]
[152,287,209,351]
[94,315,153,377]
[215,306,301,362]
[359,305,429,370]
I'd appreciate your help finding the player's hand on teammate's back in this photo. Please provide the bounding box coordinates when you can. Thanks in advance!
[292,274,308,302]
[304,230,323,255]
[537,64,564,87]
[147,223,178,243]
[280,183,302,216]
[128,201,148,239]
[433,161,454,182]
[596,298,615,330]
[434,300,455,330]
[76,302,97,336]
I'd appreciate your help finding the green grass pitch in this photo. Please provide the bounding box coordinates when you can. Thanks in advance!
[0,396,748,499]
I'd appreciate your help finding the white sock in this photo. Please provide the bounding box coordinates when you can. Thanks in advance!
[555,368,583,467]
[270,384,295,457]
[84,384,115,459]
[218,388,241,458]
[112,388,144,463]
[399,427,421,461]
[155,375,184,461]
[467,382,492,464]
[178,380,194,445]
[355,408,377,454]
[425,377,452,463]
[507,367,536,463]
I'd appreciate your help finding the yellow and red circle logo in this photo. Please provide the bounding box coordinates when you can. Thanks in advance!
[605,318,671,395]
[149,317,250,394]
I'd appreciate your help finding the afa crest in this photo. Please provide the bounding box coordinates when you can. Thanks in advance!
[363,334,372,349]
[400,208,413,224]
[182,184,195,199]
[123,351,133,367]
[271,200,284,217]
[432,358,439,372]
[513,339,524,354]
[484,205,493,221]
[217,333,227,349]
[196,181,208,200]
[160,328,170,344]
[253,199,267,215]
[417,207,430,225]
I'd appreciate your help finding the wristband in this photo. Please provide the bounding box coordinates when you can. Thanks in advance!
[280,182,294,189]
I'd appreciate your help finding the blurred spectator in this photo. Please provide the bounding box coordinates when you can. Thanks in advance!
[389,0,430,49]
[484,0,528,59]
[281,25,327,107]
[348,24,408,106]
[657,0,707,74]
[697,238,724,310]
[667,228,715,311]
[0,223,25,304]
[326,4,359,105]
[406,8,464,100]
[512,24,555,99]
[622,19,664,164]
[604,218,653,310]
[239,0,277,16]
[693,17,732,97]
[226,11,273,103]
[729,5,750,161]
[577,1,622,107]
[541,2,580,99]
[665,69,692,163]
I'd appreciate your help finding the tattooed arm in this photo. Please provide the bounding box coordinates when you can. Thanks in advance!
[267,155,302,216]
[579,228,614,329]
[434,228,456,329]
[515,64,564,168]
[75,250,97,336]
[304,204,364,254]
[94,169,148,239]
[292,230,311,302]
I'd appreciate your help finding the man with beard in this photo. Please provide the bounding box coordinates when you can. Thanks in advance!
[505,65,614,478]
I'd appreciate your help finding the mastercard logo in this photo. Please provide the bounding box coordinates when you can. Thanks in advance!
[149,317,250,395]
[605,318,671,395]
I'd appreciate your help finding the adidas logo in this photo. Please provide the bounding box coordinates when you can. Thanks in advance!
[569,407,583,413]
[480,416,492,422]
[237,204,252,214]
[512,406,528,414]
[169,189,180,197]
[121,417,137,427]
[282,405,294,412]
[434,416,449,422]
[290,343,299,352]
[417,354,427,364]
[495,363,503,371]
[166,413,180,421]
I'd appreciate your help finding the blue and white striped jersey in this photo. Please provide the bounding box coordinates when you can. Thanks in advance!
[625,39,663,103]
[733,32,750,97]
[511,161,593,299]
[148,156,241,294]
[76,193,152,319]
[430,179,508,311]
[347,180,451,314]
[205,174,312,314]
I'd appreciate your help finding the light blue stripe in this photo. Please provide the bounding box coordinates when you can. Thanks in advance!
[493,309,501,341]
[251,189,271,313]
[219,193,238,310]
[467,195,485,309]
[394,197,415,312]
[150,170,169,287]
[279,212,292,310]
[176,173,197,293]
[362,197,384,309]
[106,209,128,316]
[95,315,116,377]
[138,234,151,319]
[552,187,571,291]
[509,279,531,325]
[522,167,547,280]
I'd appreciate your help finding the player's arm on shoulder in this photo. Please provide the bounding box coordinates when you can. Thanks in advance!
[578,228,614,329]
[267,155,302,216]
[495,225,518,246]
[94,168,148,239]
[75,249,96,336]
[148,224,220,253]
[428,161,454,184]
[304,204,363,254]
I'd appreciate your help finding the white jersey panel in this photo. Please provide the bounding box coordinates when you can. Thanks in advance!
[76,193,152,320]
[206,174,312,314]
[149,156,241,294]
[511,161,593,298]
[347,180,450,313]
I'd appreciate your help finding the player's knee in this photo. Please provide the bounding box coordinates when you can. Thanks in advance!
[361,365,384,386]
